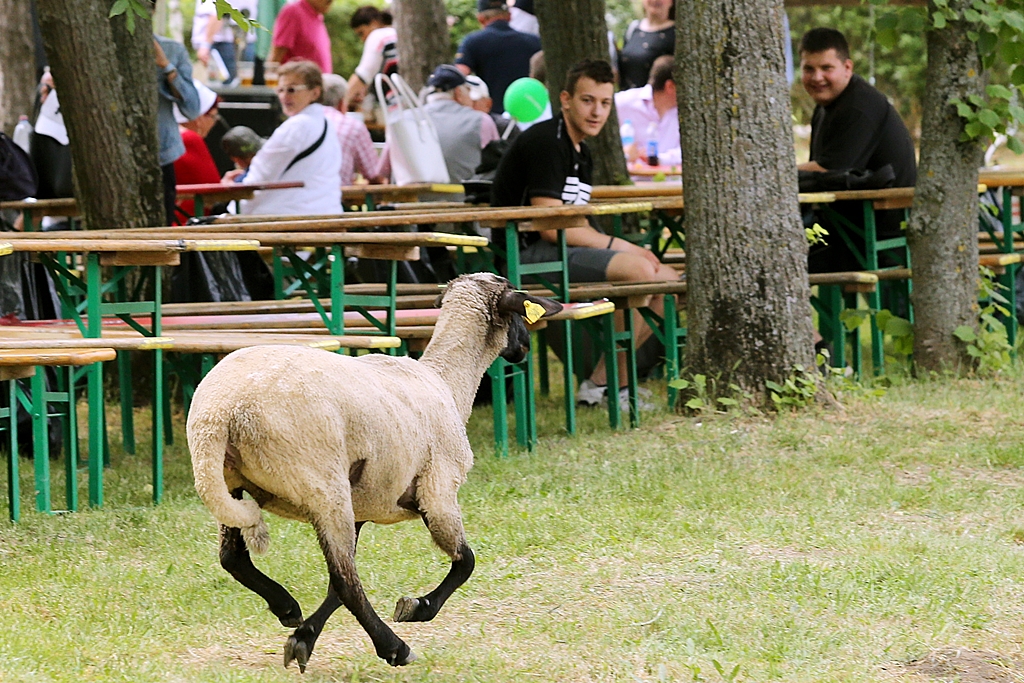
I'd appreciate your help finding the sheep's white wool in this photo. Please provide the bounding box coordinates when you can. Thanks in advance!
[186,273,516,553]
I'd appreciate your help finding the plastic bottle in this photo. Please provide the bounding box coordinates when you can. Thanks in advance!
[645,122,658,166]
[619,119,634,147]
[13,115,32,154]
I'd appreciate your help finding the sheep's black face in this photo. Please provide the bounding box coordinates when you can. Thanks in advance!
[500,313,531,363]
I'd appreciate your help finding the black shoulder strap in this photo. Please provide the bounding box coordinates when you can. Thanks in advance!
[283,119,328,176]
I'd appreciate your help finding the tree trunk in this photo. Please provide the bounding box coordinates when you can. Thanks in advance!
[392,0,451,93]
[905,0,983,373]
[110,6,165,226]
[535,0,630,186]
[0,0,39,135]
[677,0,815,404]
[36,0,164,229]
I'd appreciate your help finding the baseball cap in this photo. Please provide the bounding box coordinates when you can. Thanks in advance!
[464,75,490,101]
[174,79,220,123]
[477,0,508,12]
[221,126,265,158]
[427,64,467,92]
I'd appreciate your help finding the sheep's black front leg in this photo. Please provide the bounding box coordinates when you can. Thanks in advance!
[286,517,414,671]
[394,505,475,623]
[219,492,302,627]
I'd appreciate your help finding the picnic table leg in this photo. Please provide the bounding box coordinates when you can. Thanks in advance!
[152,266,165,505]
[623,309,639,429]
[862,201,885,375]
[663,294,680,409]
[563,320,576,436]
[488,360,509,458]
[602,314,621,430]
[6,380,18,522]
[329,244,344,335]
[86,253,104,508]
[63,366,79,513]
[29,368,51,514]
[1000,187,1018,353]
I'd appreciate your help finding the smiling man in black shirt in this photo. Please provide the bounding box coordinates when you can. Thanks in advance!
[492,58,678,408]
[798,28,917,272]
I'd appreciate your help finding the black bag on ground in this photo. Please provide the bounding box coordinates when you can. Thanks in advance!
[170,251,275,303]
[0,132,37,201]
[798,164,896,193]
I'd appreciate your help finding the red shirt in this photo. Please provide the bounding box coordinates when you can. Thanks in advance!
[271,0,333,74]
[173,128,222,223]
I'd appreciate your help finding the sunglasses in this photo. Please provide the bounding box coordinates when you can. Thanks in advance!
[276,84,310,95]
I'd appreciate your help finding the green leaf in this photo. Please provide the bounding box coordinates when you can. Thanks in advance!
[667,379,690,390]
[685,397,705,410]
[987,84,1014,100]
[966,345,983,357]
[884,316,914,337]
[717,397,738,406]
[965,120,985,138]
[109,0,130,17]
[765,380,784,393]
[955,101,975,118]
[933,11,948,28]
[979,30,999,54]
[978,108,1002,128]
[1012,65,1024,87]
[954,325,978,342]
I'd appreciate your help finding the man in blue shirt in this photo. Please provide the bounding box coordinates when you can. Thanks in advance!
[455,0,541,115]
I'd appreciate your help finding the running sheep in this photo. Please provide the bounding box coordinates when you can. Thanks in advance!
[186,273,561,671]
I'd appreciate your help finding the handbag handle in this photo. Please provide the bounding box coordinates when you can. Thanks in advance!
[375,73,431,129]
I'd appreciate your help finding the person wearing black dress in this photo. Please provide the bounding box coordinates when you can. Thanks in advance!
[617,0,674,90]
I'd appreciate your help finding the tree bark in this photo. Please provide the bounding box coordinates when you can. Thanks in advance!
[905,0,983,373]
[36,0,164,229]
[0,0,39,135]
[392,0,452,93]
[535,0,630,186]
[677,0,815,404]
[110,6,165,226]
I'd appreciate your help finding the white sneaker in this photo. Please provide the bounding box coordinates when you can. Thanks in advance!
[617,387,656,412]
[577,379,607,406]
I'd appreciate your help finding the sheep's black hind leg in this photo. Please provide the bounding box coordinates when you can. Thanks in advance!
[394,507,475,623]
[219,492,302,627]
[283,523,362,672]
[286,517,414,670]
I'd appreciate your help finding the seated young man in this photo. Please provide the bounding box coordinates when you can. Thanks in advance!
[798,27,917,273]
[491,58,678,408]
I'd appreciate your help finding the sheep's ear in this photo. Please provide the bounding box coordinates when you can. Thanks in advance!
[497,290,562,323]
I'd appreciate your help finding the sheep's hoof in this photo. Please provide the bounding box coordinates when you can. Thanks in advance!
[283,636,310,673]
[393,596,421,622]
[385,643,417,667]
[276,602,303,628]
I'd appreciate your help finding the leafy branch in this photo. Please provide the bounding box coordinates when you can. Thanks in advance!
[110,0,263,35]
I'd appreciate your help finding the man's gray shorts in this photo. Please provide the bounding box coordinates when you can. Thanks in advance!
[519,239,617,283]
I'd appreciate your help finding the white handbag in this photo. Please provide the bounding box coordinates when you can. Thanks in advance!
[375,73,450,185]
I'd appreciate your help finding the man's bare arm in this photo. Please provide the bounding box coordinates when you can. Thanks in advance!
[798,160,828,172]
[268,46,289,65]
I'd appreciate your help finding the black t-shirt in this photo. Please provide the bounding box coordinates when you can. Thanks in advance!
[618,23,675,91]
[809,74,916,187]
[491,115,594,245]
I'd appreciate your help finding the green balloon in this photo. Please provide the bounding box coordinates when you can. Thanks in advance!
[503,78,549,123]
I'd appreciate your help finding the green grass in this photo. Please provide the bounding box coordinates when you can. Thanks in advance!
[4,378,1024,681]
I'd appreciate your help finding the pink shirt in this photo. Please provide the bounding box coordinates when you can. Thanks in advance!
[323,107,387,185]
[271,0,332,74]
[614,85,681,165]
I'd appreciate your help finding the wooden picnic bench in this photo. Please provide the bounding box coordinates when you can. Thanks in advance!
[1,346,116,522]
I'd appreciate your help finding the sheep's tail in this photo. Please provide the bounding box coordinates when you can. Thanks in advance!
[187,413,270,555]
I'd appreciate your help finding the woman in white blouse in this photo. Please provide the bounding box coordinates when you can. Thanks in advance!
[231,60,342,216]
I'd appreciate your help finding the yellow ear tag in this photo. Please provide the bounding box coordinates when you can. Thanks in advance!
[524,300,546,324]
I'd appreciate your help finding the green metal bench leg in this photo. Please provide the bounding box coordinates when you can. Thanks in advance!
[117,350,135,454]
[537,331,550,396]
[663,294,680,409]
[602,314,621,430]
[6,380,18,522]
[488,359,509,458]
[623,309,640,429]
[563,320,577,436]
[63,366,78,513]
[152,265,165,505]
[30,369,51,514]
